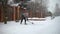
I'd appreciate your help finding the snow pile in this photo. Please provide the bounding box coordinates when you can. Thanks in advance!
[28,17,46,21]
[10,3,19,6]
[28,17,46,19]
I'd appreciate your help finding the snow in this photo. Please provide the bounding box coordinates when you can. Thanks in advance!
[10,4,19,6]
[0,16,60,34]
[28,17,46,19]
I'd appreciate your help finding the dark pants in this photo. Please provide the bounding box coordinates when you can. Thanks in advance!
[20,17,27,24]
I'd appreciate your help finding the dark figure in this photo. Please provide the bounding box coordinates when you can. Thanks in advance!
[4,17,8,24]
[20,13,27,25]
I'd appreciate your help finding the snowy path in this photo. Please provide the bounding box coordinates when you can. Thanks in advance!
[0,16,60,34]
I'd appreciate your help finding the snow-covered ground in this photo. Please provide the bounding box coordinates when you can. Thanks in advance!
[0,16,60,34]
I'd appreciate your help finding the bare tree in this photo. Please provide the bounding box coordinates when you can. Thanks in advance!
[26,0,48,17]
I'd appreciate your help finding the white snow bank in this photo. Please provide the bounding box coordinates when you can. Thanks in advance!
[28,18,46,19]
[10,3,19,6]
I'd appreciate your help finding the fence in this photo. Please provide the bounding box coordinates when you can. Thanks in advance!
[0,5,45,22]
